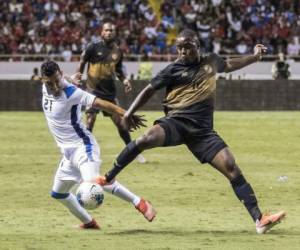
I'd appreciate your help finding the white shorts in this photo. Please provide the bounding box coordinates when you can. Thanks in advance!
[53,142,102,185]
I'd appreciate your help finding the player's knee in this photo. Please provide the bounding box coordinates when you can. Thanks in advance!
[224,156,240,177]
[51,191,69,200]
[137,133,159,149]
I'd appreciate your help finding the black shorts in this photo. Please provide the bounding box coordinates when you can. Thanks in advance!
[154,116,227,164]
[85,96,118,117]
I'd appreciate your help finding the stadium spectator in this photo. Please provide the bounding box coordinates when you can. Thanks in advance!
[287,37,300,55]
[161,10,175,29]
[271,52,291,79]
[30,67,40,80]
[144,7,156,22]
[62,45,72,61]
[236,39,250,54]
[0,0,299,59]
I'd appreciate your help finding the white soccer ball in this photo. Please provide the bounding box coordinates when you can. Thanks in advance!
[76,182,104,210]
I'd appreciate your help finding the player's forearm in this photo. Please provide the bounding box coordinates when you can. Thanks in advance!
[77,61,86,74]
[126,84,155,116]
[224,55,260,73]
[92,98,125,116]
[116,69,126,82]
[115,67,127,82]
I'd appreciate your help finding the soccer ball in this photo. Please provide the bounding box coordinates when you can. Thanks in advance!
[76,182,104,210]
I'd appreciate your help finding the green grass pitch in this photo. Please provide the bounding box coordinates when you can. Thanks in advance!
[0,111,300,250]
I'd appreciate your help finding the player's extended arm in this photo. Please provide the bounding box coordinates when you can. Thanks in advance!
[92,98,146,130]
[121,84,156,130]
[115,56,127,82]
[76,58,86,75]
[92,98,125,116]
[224,44,267,73]
[115,54,132,93]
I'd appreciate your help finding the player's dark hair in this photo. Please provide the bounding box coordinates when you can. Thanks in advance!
[41,60,60,77]
[176,29,200,47]
[40,60,61,96]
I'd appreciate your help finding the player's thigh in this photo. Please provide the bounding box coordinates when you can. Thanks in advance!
[72,141,101,166]
[52,179,77,193]
[79,161,100,182]
[72,144,101,182]
[136,124,166,150]
[186,131,227,164]
[52,158,80,192]
[143,117,185,149]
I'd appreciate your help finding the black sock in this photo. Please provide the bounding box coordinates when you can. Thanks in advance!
[118,128,132,145]
[105,141,141,182]
[231,175,262,222]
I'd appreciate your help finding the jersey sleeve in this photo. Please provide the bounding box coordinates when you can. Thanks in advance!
[210,53,226,73]
[79,89,96,107]
[81,43,95,62]
[150,64,172,90]
[70,87,96,107]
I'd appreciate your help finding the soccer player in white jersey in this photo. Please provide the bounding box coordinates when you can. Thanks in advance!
[40,61,156,229]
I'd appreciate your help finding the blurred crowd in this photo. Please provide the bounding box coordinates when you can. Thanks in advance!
[0,0,300,61]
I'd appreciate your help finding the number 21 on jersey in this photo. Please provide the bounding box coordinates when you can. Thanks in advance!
[43,98,54,111]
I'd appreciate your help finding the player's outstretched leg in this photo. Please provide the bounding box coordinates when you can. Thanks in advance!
[210,147,285,233]
[104,124,165,182]
[51,179,100,229]
[95,176,156,222]
[112,113,147,164]
[80,160,156,222]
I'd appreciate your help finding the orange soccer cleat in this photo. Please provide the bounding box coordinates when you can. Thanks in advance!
[79,218,100,230]
[256,211,286,234]
[95,175,115,186]
[135,198,157,222]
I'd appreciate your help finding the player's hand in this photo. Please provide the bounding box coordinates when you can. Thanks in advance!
[254,44,267,60]
[121,113,147,131]
[130,114,147,131]
[123,79,132,93]
[65,73,83,87]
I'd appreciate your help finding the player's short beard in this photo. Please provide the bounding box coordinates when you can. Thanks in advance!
[102,32,115,43]
[181,54,198,65]
[44,78,62,97]
[46,81,61,97]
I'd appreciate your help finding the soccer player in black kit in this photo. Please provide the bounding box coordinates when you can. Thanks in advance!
[99,29,285,233]
[77,22,146,163]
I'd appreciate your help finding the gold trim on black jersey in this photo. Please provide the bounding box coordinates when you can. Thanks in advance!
[164,75,216,109]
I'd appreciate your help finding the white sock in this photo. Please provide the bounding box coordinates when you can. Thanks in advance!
[58,193,92,224]
[103,180,141,206]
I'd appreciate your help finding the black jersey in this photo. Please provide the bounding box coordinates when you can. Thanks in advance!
[150,53,226,119]
[82,40,126,100]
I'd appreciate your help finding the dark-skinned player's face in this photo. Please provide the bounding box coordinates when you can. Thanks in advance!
[176,37,199,64]
[101,23,116,42]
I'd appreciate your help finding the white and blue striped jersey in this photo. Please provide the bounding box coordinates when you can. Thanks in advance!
[42,79,96,149]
